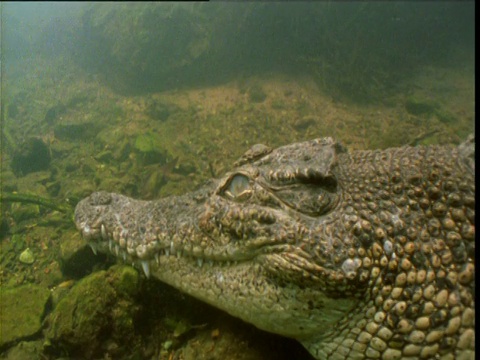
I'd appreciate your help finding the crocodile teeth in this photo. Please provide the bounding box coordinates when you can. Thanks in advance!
[141,261,150,278]
[197,258,204,267]
[81,225,92,240]
[118,235,126,248]
[89,243,98,255]
[101,224,107,239]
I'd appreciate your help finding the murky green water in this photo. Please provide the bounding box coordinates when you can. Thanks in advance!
[0,3,474,359]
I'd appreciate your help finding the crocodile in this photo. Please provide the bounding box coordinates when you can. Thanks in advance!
[75,136,475,360]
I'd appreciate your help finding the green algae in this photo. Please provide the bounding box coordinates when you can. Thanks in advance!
[248,84,267,103]
[45,265,141,358]
[0,285,51,348]
[134,132,163,154]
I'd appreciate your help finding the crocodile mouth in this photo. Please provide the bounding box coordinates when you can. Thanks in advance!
[79,221,274,278]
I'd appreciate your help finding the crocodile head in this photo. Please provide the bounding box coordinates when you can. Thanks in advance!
[75,136,475,359]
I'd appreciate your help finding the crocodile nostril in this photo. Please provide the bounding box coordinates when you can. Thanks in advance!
[89,191,112,206]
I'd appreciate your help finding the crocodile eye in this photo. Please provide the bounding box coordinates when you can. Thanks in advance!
[224,174,252,200]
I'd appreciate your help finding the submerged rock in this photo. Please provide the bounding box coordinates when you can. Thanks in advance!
[133,132,170,166]
[44,265,141,358]
[1,340,44,360]
[0,285,51,348]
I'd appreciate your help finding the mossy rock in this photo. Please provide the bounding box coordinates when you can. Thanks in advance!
[134,132,163,154]
[0,284,51,348]
[133,132,170,166]
[134,134,154,153]
[1,340,44,360]
[45,265,141,358]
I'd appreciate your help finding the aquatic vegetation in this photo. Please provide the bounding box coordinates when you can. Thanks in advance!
[248,84,267,103]
[2,192,73,215]
[405,96,438,116]
[145,98,180,122]
[134,132,162,154]
[44,103,67,124]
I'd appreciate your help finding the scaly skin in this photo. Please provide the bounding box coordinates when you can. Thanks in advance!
[75,136,475,359]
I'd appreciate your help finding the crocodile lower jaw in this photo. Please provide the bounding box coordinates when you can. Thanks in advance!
[87,237,258,278]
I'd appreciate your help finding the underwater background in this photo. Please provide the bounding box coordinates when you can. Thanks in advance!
[0,2,475,359]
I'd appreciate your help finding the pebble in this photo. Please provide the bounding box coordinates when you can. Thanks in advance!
[162,340,173,350]
[19,248,35,264]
